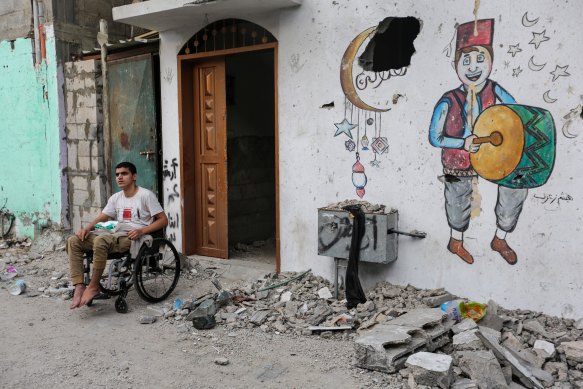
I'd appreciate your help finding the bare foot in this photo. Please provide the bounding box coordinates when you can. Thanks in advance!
[79,284,100,307]
[70,284,86,309]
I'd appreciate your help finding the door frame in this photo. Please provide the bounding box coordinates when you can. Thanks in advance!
[177,42,280,272]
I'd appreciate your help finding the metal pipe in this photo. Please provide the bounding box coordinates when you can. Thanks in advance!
[32,0,40,65]
[38,0,46,61]
[98,19,112,197]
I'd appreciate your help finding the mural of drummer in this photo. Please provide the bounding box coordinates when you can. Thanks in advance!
[428,19,528,265]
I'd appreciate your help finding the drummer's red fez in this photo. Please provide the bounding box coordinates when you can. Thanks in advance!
[456,19,494,50]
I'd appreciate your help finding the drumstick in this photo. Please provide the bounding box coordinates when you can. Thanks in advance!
[473,131,503,146]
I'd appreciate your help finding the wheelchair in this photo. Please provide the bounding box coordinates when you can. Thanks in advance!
[83,234,181,313]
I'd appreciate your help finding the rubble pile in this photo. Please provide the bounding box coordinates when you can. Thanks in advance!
[2,239,583,387]
[152,269,583,387]
[320,199,391,214]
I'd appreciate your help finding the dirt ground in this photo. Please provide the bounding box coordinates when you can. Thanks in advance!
[0,245,402,389]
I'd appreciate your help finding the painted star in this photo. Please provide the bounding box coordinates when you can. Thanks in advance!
[370,159,380,167]
[550,65,570,82]
[512,66,523,78]
[507,44,522,57]
[334,119,356,139]
[567,85,574,95]
[503,60,510,69]
[529,30,550,49]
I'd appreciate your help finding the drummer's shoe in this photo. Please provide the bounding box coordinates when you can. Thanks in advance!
[447,238,474,264]
[490,236,517,265]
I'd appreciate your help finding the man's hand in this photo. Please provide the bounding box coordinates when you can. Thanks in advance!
[75,227,92,241]
[127,228,146,241]
[464,135,480,153]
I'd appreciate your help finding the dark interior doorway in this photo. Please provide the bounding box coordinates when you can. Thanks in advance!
[225,50,276,261]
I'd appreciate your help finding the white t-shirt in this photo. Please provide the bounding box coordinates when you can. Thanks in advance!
[102,187,164,230]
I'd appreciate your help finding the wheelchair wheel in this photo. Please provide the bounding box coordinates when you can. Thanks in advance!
[134,238,181,303]
[115,296,128,313]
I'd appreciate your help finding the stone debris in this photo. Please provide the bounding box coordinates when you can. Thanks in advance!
[452,318,478,335]
[214,357,229,366]
[4,245,583,388]
[454,350,508,389]
[138,315,157,324]
[354,308,452,373]
[533,339,556,359]
[321,199,389,214]
[453,329,484,351]
[317,287,333,299]
[405,352,453,389]
[562,341,583,363]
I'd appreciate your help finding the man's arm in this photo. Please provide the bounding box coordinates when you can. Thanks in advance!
[494,84,517,104]
[127,212,168,241]
[429,100,466,149]
[76,213,112,241]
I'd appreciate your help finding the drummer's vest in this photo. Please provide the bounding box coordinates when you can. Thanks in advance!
[441,80,497,174]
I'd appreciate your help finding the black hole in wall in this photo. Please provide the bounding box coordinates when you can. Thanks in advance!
[358,17,421,72]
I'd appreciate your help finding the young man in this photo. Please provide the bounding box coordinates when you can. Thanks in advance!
[67,162,168,309]
[428,19,527,265]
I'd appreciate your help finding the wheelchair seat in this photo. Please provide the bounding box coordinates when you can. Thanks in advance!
[83,233,180,313]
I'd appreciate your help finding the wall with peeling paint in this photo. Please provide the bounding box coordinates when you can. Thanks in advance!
[152,0,582,318]
[0,25,64,238]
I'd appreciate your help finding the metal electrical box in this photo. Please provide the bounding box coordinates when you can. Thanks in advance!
[317,208,399,264]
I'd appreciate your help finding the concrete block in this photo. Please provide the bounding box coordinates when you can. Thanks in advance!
[523,319,549,337]
[452,318,478,334]
[85,207,102,220]
[453,329,484,351]
[68,143,78,169]
[72,189,89,207]
[71,175,88,190]
[78,156,91,171]
[71,206,82,232]
[354,308,453,373]
[422,293,455,308]
[533,340,556,359]
[90,155,103,172]
[249,309,271,326]
[563,341,583,363]
[90,178,106,207]
[76,105,97,123]
[454,350,507,389]
[88,124,99,140]
[91,140,103,157]
[77,140,90,157]
[405,352,453,389]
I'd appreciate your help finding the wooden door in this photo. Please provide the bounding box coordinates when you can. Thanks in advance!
[109,54,158,194]
[193,58,228,258]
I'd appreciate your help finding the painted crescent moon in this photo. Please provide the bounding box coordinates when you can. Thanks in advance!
[528,56,546,71]
[543,90,557,103]
[522,12,539,27]
[340,27,390,113]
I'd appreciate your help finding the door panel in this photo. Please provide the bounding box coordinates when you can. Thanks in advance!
[108,54,158,193]
[194,58,228,258]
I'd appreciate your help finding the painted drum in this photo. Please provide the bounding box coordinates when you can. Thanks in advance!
[470,104,556,189]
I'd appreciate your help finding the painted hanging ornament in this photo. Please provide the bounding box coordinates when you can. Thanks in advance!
[352,153,367,198]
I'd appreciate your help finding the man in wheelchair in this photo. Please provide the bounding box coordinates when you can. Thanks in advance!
[67,162,168,309]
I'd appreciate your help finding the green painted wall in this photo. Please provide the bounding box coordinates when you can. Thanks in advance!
[0,29,62,238]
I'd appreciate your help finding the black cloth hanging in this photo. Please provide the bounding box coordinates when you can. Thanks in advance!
[343,204,367,309]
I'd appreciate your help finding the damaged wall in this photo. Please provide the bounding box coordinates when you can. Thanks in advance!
[64,59,107,233]
[0,26,63,238]
[150,0,582,318]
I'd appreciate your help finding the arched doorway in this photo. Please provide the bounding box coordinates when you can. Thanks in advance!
[178,19,280,271]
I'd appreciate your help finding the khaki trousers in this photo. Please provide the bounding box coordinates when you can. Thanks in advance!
[67,233,131,285]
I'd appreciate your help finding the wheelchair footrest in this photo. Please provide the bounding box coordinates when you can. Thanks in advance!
[93,292,111,300]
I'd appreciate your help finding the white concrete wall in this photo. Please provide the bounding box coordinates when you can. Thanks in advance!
[158,0,583,318]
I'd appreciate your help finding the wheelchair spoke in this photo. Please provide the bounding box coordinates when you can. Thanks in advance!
[134,238,180,303]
